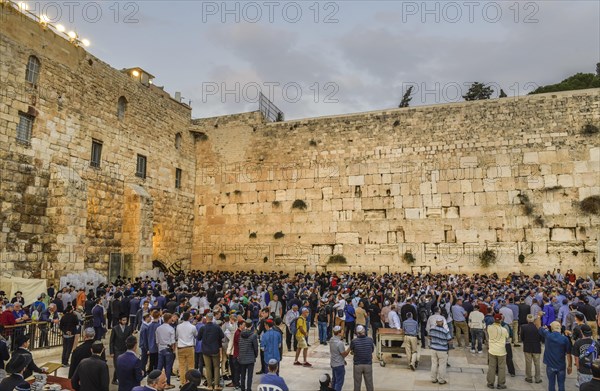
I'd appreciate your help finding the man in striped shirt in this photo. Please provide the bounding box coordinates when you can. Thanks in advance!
[350,325,374,391]
[429,319,452,385]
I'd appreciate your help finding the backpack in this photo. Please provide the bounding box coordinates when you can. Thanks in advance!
[418,304,428,323]
[250,303,260,319]
[290,316,300,335]
[318,307,327,320]
[440,305,449,319]
[580,341,598,369]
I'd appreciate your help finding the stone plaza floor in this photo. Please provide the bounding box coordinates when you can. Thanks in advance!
[31,327,578,391]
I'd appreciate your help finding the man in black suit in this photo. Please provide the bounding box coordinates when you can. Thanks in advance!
[11,334,44,379]
[116,335,144,391]
[71,341,110,391]
[69,328,107,378]
[110,314,134,385]
[0,354,30,391]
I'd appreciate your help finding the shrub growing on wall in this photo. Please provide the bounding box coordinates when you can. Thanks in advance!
[403,252,416,264]
[580,195,600,215]
[479,249,497,267]
[292,199,307,210]
[274,231,285,239]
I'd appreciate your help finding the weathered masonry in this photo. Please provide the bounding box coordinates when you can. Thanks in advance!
[1,5,599,280]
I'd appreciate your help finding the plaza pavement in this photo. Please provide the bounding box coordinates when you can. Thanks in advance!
[31,326,577,391]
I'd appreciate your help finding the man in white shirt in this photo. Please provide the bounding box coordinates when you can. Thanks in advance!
[156,313,176,389]
[175,312,197,386]
[388,305,402,330]
[468,306,485,353]
[426,307,449,333]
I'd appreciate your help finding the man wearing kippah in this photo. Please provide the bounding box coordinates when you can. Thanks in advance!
[539,320,572,391]
[520,314,542,384]
[259,359,289,391]
[132,369,167,391]
[350,325,374,391]
[329,325,350,391]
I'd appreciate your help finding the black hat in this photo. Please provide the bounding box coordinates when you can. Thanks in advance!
[6,354,32,374]
[186,369,202,385]
[15,382,31,391]
[147,369,162,381]
[14,334,30,348]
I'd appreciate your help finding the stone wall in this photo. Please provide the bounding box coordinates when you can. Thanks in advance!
[191,89,600,274]
[0,6,196,280]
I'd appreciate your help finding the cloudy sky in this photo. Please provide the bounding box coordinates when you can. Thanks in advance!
[37,1,599,119]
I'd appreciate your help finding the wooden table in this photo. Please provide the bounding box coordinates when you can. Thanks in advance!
[40,362,63,376]
[376,328,405,367]
[28,375,74,390]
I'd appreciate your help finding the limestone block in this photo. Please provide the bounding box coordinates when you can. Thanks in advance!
[336,232,359,244]
[348,175,364,186]
[550,227,576,241]
[455,229,478,243]
[405,208,422,219]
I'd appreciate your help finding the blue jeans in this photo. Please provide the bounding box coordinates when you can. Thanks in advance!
[158,348,175,384]
[546,366,566,391]
[331,365,345,391]
[318,321,328,343]
[471,329,484,352]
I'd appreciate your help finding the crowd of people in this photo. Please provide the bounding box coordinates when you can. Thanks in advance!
[0,268,597,391]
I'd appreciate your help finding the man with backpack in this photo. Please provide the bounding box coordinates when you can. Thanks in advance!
[317,299,330,345]
[284,304,300,352]
[573,324,598,387]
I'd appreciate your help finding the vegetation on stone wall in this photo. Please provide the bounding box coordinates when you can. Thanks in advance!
[399,86,413,108]
[219,253,226,260]
[274,231,285,239]
[249,232,257,239]
[530,65,600,94]
[479,249,497,267]
[195,132,208,141]
[402,251,416,264]
[272,201,280,207]
[234,190,242,195]
[328,254,347,264]
[518,253,525,264]
[292,199,307,210]
[583,124,599,135]
[309,139,317,146]
[579,195,600,215]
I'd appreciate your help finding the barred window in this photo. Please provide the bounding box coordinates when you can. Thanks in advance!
[90,139,103,168]
[136,154,147,179]
[175,133,182,149]
[25,56,40,84]
[175,168,182,189]
[16,112,34,143]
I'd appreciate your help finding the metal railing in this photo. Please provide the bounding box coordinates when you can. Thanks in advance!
[259,92,284,122]
[3,316,93,351]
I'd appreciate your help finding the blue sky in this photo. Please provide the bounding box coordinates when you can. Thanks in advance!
[31,0,600,119]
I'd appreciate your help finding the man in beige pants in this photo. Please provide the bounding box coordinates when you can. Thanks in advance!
[402,312,419,371]
[486,313,508,389]
[175,312,197,385]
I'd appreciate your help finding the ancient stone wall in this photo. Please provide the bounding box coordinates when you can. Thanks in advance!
[191,90,600,274]
[0,7,196,280]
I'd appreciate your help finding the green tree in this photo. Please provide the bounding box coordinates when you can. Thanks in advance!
[399,86,414,108]
[530,70,600,95]
[462,82,494,101]
[499,89,507,98]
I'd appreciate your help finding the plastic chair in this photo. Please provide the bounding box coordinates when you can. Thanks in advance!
[257,385,284,391]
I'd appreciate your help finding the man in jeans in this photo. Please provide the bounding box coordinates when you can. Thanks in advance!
[520,314,542,384]
[350,325,374,391]
[198,313,225,390]
[539,321,572,391]
[429,318,452,385]
[155,313,176,390]
[486,313,508,389]
[468,305,485,354]
[329,325,350,391]
[572,324,597,387]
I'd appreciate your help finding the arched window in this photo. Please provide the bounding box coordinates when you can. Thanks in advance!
[25,55,40,84]
[175,133,182,149]
[117,96,127,121]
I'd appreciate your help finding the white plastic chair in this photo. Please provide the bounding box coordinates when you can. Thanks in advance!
[257,385,284,391]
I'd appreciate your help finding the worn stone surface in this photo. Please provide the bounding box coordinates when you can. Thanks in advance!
[0,5,599,279]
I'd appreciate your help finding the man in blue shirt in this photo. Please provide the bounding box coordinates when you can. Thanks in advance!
[260,320,282,374]
[539,321,573,391]
[402,313,419,371]
[451,299,468,348]
[259,359,289,391]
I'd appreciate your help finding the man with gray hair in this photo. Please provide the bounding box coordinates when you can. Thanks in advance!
[350,325,374,391]
[69,327,105,378]
[520,313,542,384]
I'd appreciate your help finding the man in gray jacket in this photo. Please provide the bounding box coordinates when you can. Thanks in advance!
[238,319,258,391]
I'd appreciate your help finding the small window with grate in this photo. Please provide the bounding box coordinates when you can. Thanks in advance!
[25,55,40,85]
[175,168,182,189]
[175,132,182,149]
[16,112,34,144]
[136,154,147,179]
[90,139,103,168]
